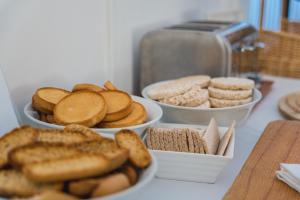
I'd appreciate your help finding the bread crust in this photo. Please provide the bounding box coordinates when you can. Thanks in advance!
[104,81,118,90]
[72,83,104,93]
[64,124,102,140]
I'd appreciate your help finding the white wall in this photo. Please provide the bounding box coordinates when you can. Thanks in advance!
[0,0,244,123]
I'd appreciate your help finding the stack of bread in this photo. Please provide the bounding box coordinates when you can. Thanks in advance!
[0,125,152,199]
[146,118,235,156]
[32,81,147,128]
[147,75,211,108]
[279,91,300,120]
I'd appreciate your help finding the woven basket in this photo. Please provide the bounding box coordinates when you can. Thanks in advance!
[281,18,300,34]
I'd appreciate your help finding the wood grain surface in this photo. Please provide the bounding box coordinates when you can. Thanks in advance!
[224,120,300,200]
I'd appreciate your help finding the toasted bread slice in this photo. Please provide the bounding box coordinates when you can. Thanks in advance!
[23,154,110,182]
[91,173,130,198]
[36,129,88,145]
[54,91,107,127]
[9,143,82,168]
[104,81,118,90]
[99,91,133,122]
[0,126,37,168]
[115,130,151,168]
[28,190,78,200]
[68,178,100,197]
[100,102,147,128]
[32,87,70,114]
[74,139,129,171]
[0,169,62,198]
[72,83,104,93]
[64,124,102,140]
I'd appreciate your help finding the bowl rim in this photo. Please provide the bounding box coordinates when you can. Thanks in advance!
[142,80,262,111]
[24,95,163,132]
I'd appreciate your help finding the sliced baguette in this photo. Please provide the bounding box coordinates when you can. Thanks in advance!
[0,169,62,198]
[8,143,82,168]
[72,83,104,93]
[68,178,100,197]
[32,87,70,114]
[99,90,133,122]
[0,126,37,168]
[54,91,107,127]
[119,164,138,185]
[23,154,110,182]
[64,124,102,140]
[115,130,151,168]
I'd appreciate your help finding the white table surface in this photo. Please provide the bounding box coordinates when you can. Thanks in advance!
[138,75,300,200]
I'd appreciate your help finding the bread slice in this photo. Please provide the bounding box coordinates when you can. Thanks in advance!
[8,143,82,168]
[99,102,146,128]
[36,129,88,145]
[72,83,104,93]
[54,91,107,127]
[68,178,100,197]
[32,87,70,114]
[100,90,133,122]
[74,139,129,171]
[202,118,220,155]
[28,190,78,200]
[115,130,151,168]
[64,124,102,140]
[23,154,110,182]
[91,173,130,198]
[104,81,118,90]
[0,169,62,198]
[0,126,37,168]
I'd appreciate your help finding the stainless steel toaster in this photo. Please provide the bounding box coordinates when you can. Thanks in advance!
[139,20,260,91]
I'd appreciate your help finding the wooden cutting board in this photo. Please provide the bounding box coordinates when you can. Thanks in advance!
[224,120,300,200]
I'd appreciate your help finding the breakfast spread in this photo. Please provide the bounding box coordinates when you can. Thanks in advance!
[146,118,235,156]
[279,91,300,120]
[31,81,147,128]
[147,76,255,108]
[0,125,151,199]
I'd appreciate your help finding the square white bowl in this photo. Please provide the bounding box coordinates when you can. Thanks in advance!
[144,123,234,183]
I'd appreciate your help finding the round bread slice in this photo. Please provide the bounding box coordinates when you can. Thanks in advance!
[99,102,146,128]
[32,87,70,114]
[72,83,104,93]
[286,92,300,113]
[54,91,107,127]
[209,97,252,108]
[208,86,252,100]
[100,91,133,122]
[210,77,255,90]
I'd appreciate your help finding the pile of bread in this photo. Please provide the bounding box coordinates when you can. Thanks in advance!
[32,81,147,128]
[0,125,152,199]
[147,76,255,108]
[279,91,300,120]
[146,118,235,156]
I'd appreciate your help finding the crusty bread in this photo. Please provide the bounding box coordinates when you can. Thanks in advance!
[23,154,110,182]
[91,173,130,198]
[202,118,220,155]
[100,90,133,122]
[36,129,88,145]
[64,124,102,140]
[68,178,100,197]
[210,77,254,90]
[54,91,107,127]
[104,81,118,90]
[32,87,70,114]
[0,126,37,168]
[0,169,62,198]
[208,86,252,100]
[9,143,82,168]
[115,130,151,168]
[27,190,78,200]
[74,139,129,171]
[99,102,146,128]
[72,83,104,93]
[209,97,252,108]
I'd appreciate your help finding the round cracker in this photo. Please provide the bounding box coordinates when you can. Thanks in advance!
[286,92,300,113]
[278,95,300,120]
[208,86,252,100]
[210,77,254,90]
[209,97,252,108]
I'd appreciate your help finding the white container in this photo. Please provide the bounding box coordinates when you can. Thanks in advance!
[142,81,262,126]
[24,95,163,136]
[144,123,234,183]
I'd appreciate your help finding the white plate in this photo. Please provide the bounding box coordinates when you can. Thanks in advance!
[24,95,163,136]
[142,80,262,126]
[143,123,234,183]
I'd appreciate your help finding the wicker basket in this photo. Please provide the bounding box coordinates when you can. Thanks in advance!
[281,18,300,34]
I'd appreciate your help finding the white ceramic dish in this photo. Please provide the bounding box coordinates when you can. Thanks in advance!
[143,123,234,183]
[142,80,262,126]
[24,95,163,136]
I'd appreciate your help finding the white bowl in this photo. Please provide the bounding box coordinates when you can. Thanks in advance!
[24,95,163,136]
[142,81,262,126]
[143,123,234,183]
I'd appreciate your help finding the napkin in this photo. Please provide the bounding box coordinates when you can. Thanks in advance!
[276,163,300,193]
